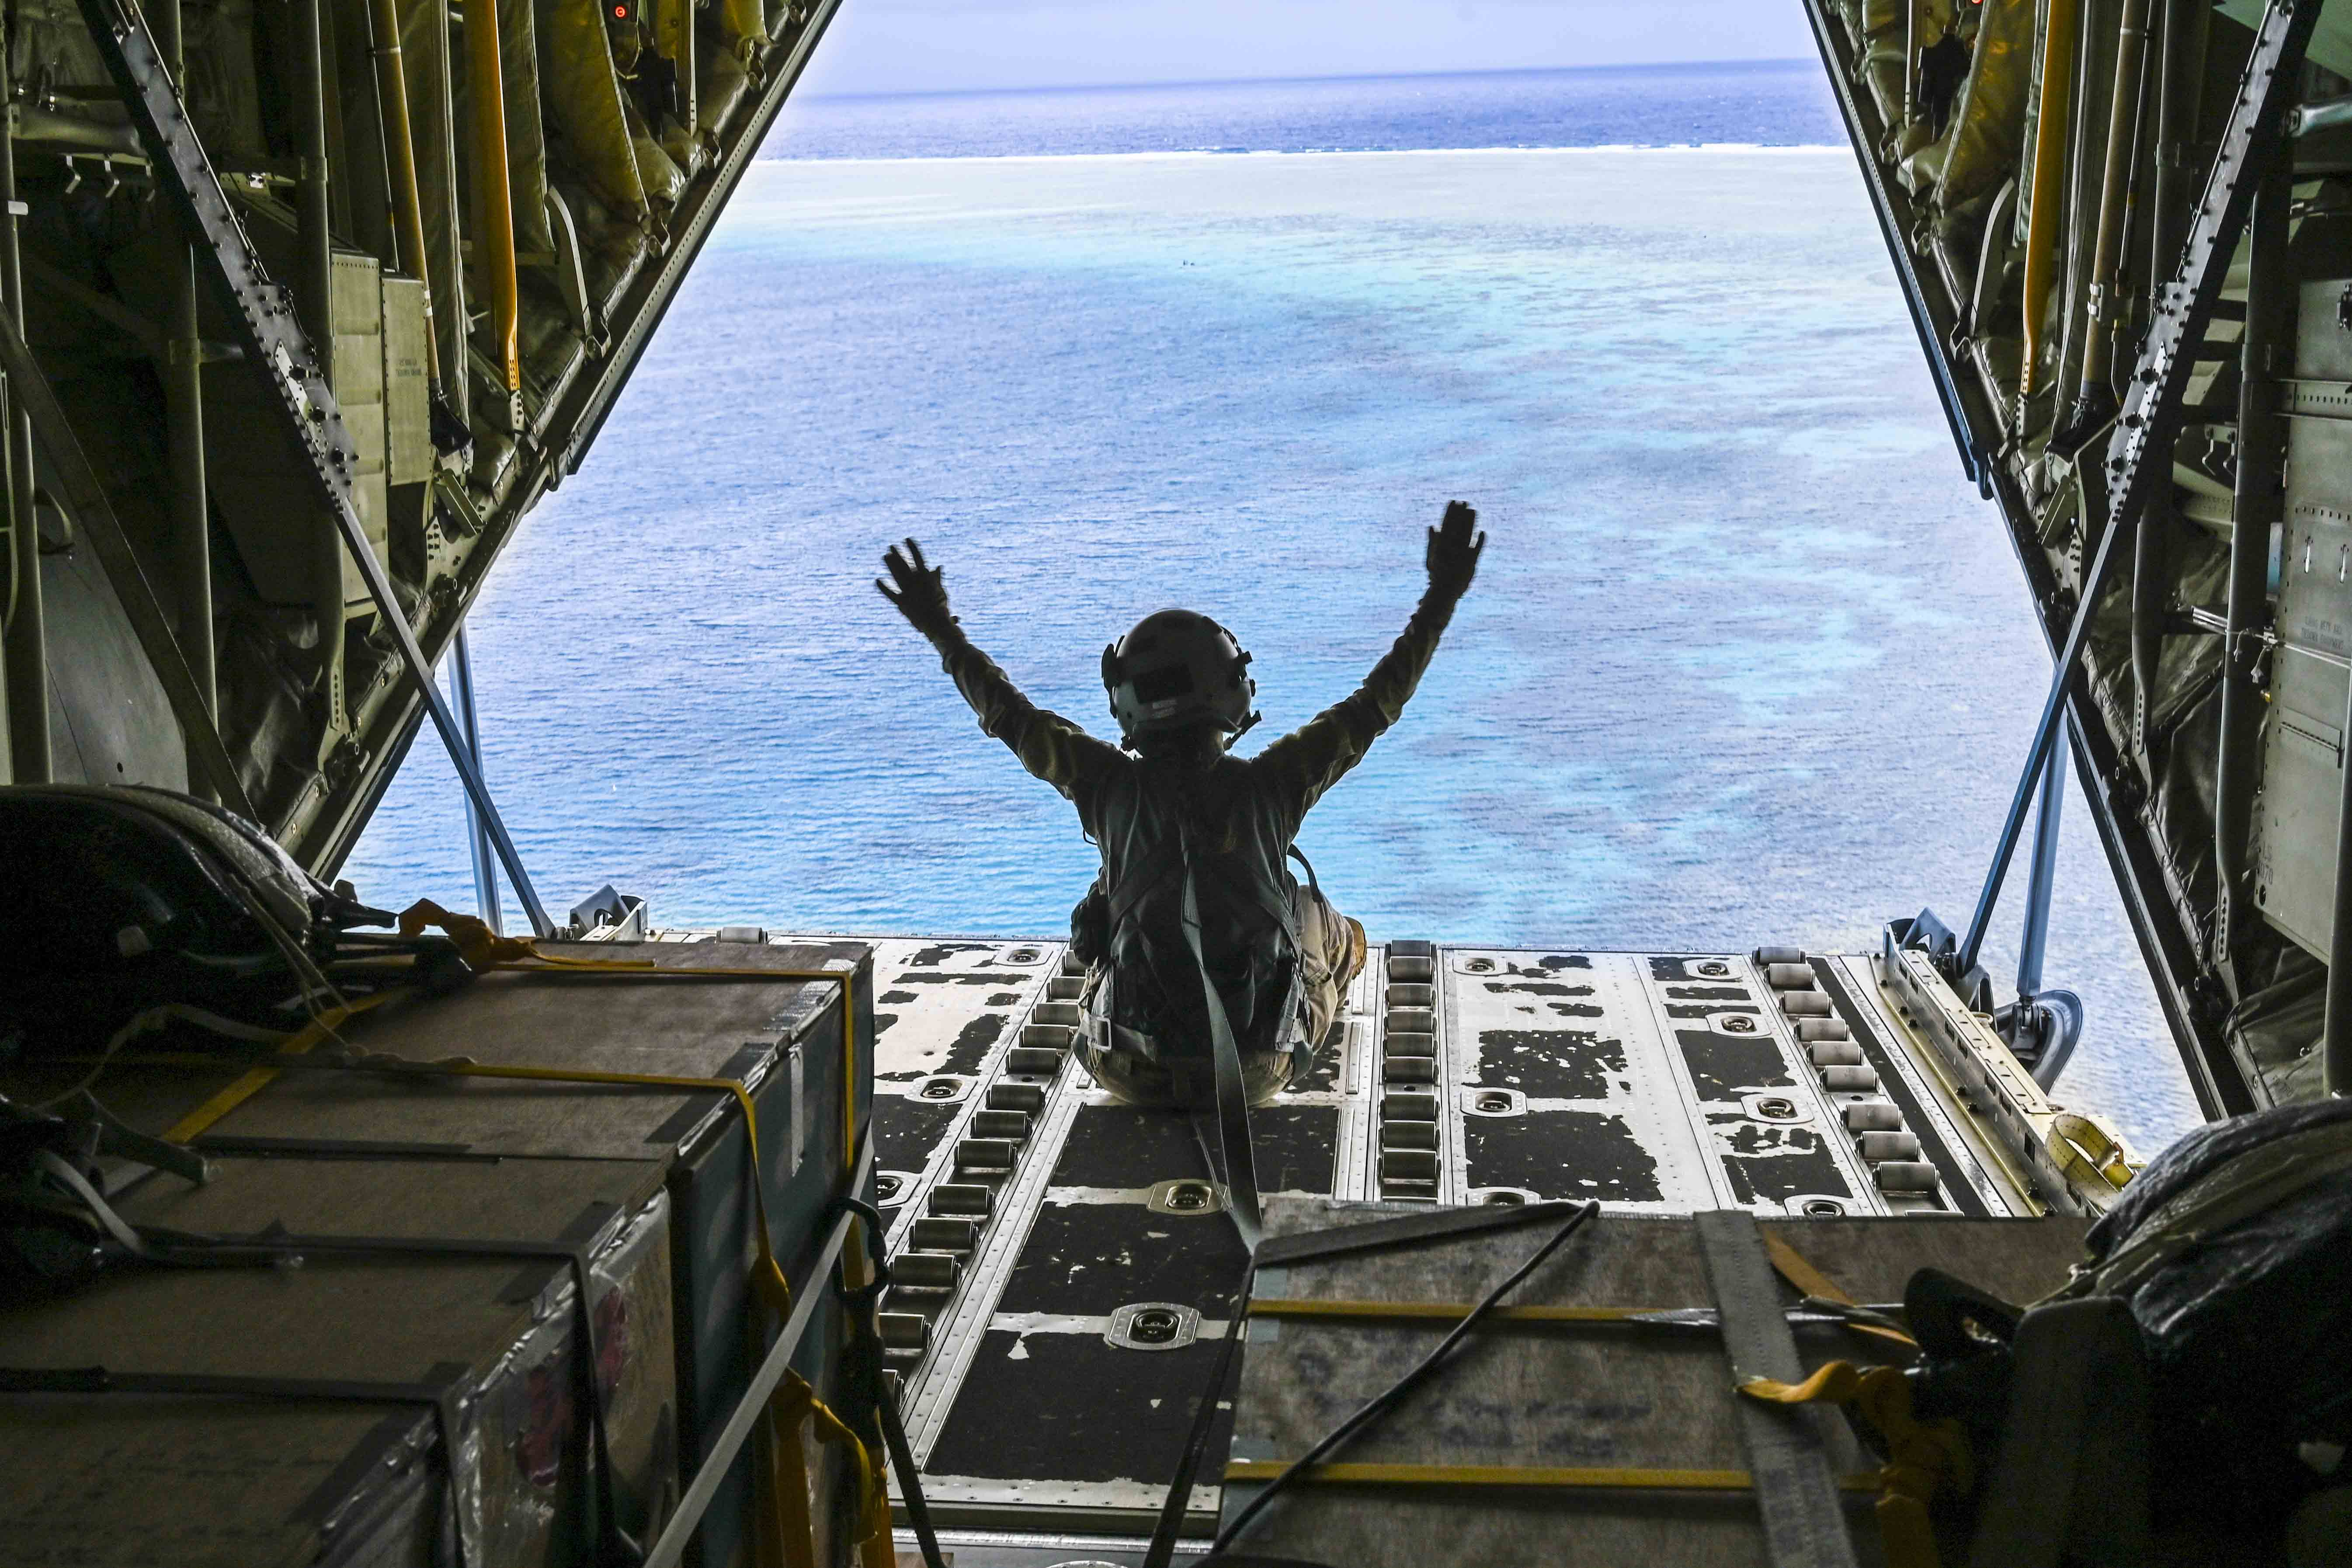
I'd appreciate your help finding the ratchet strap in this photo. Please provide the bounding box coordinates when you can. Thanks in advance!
[1737,1362,1970,1568]
[2045,1111,2135,1196]
[763,1371,893,1568]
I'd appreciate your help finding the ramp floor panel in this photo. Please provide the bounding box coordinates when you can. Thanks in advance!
[994,1197,1249,1317]
[746,934,2036,1548]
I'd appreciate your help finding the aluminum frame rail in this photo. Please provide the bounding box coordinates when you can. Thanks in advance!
[72,0,553,935]
[1804,0,2317,1118]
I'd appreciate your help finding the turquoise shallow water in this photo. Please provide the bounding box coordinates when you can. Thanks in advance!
[345,143,2202,1151]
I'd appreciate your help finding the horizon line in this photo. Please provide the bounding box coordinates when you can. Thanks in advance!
[802,57,1818,105]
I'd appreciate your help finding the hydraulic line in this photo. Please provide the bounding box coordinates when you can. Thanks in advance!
[291,0,348,735]
[2070,0,2152,426]
[2020,0,2080,408]
[2147,0,2208,294]
[368,0,445,393]
[465,0,522,424]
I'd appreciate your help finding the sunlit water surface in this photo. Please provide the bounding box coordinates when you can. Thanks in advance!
[348,78,2201,1150]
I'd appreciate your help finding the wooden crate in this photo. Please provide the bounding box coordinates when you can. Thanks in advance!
[1222,1197,2092,1567]
[0,938,877,1568]
[0,1154,673,1567]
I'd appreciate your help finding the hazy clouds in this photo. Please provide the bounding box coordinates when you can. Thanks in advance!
[798,0,1818,96]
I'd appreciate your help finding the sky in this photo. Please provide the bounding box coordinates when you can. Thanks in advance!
[795,0,1820,97]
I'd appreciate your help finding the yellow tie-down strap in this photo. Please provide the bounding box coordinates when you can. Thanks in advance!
[1222,1460,1878,1492]
[2047,1109,2137,1194]
[1245,1228,1915,1349]
[153,902,887,1568]
[1738,1360,1972,1568]
[1249,1298,1678,1325]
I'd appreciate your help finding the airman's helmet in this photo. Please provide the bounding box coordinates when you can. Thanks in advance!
[1102,609,1258,746]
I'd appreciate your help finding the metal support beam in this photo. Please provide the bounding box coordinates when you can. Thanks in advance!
[2009,732,2088,1088]
[2018,738,2067,1000]
[77,0,553,934]
[1960,0,2319,975]
[448,624,502,935]
[0,92,46,785]
[2215,163,2290,968]
[155,0,214,802]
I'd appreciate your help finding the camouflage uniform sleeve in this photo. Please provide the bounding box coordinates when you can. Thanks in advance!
[931,629,1126,817]
[1254,591,1459,832]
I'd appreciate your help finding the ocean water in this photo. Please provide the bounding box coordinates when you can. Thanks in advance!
[757,61,1845,160]
[345,67,2203,1151]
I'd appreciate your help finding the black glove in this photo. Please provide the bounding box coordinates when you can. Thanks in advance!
[1425,500,1485,601]
[877,537,957,638]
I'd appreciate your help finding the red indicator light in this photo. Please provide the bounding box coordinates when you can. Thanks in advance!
[612,5,626,17]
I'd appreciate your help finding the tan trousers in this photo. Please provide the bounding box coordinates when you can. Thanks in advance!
[1294,883,1368,1053]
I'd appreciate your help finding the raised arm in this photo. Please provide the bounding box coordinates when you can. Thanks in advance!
[878,539,1126,807]
[1254,501,1487,829]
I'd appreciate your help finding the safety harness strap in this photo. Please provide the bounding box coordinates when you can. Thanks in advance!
[1179,819,1263,1253]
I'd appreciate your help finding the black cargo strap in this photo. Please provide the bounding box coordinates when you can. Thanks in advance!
[1178,816,1263,1253]
[1105,831,1188,942]
[820,1193,946,1568]
[1694,1210,1860,1568]
[1143,1251,1258,1568]
[828,1194,893,1309]
[1286,845,1323,904]
[1255,1198,1598,1269]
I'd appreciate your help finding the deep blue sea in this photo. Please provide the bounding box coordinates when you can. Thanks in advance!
[344,64,2203,1149]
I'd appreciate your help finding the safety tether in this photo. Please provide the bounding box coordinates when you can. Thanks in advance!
[1175,818,1263,1252]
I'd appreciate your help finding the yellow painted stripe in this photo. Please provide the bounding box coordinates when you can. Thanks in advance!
[1221,1461,1879,1492]
[1247,1298,1665,1324]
